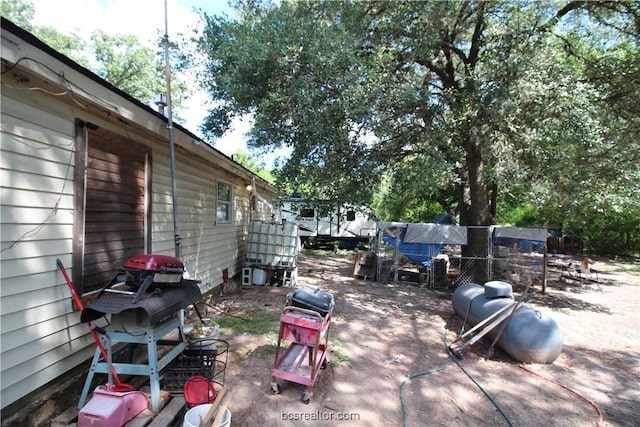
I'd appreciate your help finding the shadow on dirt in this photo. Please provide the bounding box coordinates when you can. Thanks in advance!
[200,252,638,427]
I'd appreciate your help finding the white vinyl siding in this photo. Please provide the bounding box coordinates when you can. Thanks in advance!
[150,153,251,293]
[0,88,97,408]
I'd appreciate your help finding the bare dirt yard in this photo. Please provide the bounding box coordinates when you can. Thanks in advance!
[194,253,639,427]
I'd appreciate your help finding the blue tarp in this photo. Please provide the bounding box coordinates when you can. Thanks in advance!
[492,237,545,252]
[383,236,444,267]
[491,227,547,253]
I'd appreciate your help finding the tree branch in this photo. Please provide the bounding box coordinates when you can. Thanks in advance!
[467,3,485,70]
[539,1,586,32]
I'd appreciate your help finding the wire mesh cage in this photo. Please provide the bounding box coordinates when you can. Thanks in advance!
[372,225,546,290]
[490,233,545,289]
[160,339,228,394]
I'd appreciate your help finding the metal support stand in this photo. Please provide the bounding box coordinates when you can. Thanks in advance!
[78,315,185,412]
[271,306,331,403]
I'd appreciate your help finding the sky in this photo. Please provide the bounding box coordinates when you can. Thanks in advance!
[29,0,252,158]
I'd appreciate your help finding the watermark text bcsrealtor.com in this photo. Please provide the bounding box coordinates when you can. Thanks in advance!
[281,410,361,422]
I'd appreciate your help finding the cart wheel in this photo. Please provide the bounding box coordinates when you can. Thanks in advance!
[301,391,311,404]
[270,382,281,395]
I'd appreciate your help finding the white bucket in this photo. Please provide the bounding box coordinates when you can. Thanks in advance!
[183,405,231,427]
[252,268,266,285]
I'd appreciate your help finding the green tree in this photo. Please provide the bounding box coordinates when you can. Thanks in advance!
[231,149,275,184]
[1,0,88,66]
[2,0,189,117]
[507,2,640,253]
[196,1,638,252]
[90,29,189,112]
[0,0,33,29]
[35,26,90,67]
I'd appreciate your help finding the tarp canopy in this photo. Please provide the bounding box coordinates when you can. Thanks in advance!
[492,226,547,242]
[382,237,443,267]
[378,222,468,244]
[378,222,467,267]
[492,226,547,253]
[404,223,468,245]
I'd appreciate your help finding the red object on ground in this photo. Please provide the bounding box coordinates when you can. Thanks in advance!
[184,376,217,408]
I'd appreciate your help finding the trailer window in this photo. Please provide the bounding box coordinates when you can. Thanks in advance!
[300,208,315,218]
[216,180,232,223]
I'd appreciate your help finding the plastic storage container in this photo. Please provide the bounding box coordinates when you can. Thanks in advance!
[78,384,148,427]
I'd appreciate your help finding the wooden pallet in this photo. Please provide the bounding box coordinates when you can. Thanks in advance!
[50,396,186,427]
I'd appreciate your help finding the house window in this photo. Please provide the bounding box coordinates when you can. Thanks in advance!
[300,208,315,218]
[217,180,232,223]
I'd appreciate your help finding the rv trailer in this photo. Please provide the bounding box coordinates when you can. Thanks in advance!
[280,197,378,249]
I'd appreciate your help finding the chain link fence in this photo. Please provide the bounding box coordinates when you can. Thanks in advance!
[372,225,545,290]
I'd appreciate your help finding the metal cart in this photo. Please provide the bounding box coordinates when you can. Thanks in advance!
[270,306,332,403]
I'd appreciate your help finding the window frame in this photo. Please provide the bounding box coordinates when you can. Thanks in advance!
[216,179,233,224]
[300,207,315,218]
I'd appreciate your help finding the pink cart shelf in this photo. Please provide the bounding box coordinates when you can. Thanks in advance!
[271,306,332,403]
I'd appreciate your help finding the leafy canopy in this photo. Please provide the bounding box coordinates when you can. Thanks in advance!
[194,0,638,247]
[2,0,190,117]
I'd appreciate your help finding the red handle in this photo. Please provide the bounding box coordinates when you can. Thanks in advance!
[57,259,84,310]
[56,259,132,391]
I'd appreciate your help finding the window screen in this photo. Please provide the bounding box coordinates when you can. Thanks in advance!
[217,181,232,223]
[300,208,315,218]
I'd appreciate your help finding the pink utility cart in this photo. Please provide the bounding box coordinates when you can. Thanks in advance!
[271,306,332,403]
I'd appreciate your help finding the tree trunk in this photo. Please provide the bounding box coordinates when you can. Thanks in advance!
[459,139,493,283]
[489,182,498,224]
[466,145,492,226]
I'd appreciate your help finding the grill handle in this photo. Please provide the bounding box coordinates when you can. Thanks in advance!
[282,305,323,320]
[160,267,184,274]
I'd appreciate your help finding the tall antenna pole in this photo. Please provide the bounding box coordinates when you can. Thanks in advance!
[163,0,181,258]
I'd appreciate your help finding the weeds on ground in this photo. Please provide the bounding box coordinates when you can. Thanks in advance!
[216,312,280,336]
[244,331,279,358]
[329,339,349,367]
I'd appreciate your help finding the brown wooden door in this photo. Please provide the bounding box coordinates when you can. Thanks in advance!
[74,121,150,292]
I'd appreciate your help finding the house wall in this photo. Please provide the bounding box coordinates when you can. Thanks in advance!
[0,82,99,411]
[0,21,275,410]
[148,141,263,293]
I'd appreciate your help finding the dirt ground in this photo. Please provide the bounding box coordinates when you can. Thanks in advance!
[193,253,640,427]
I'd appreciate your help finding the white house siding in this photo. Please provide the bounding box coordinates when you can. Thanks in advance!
[152,142,278,292]
[149,150,253,293]
[0,86,99,409]
[252,188,277,222]
[1,20,276,410]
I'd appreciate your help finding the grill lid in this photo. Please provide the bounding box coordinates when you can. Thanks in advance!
[123,254,184,273]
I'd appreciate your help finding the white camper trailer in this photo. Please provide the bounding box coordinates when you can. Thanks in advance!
[280,197,378,248]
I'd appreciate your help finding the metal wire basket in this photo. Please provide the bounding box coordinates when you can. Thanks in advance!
[160,339,228,394]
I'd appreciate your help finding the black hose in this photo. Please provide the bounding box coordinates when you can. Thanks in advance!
[399,289,514,427]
